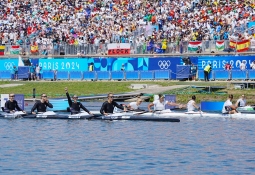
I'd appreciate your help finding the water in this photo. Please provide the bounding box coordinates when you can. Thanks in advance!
[1,102,255,174]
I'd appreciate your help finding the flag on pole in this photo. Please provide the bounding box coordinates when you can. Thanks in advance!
[216,41,225,51]
[10,45,20,54]
[188,41,202,51]
[0,45,5,55]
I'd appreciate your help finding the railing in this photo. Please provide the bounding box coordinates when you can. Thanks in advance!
[1,40,255,57]
[2,70,255,81]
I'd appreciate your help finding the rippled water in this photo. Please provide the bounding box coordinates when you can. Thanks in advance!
[1,102,255,174]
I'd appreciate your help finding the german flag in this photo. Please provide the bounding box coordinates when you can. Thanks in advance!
[0,45,5,56]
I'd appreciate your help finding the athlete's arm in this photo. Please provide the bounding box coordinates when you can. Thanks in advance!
[80,103,90,114]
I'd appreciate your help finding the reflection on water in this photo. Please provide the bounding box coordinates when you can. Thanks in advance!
[0,102,255,174]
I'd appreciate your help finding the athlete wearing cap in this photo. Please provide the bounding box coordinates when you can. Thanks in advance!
[65,87,93,115]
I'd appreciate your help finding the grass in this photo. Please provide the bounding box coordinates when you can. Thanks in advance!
[0,81,254,104]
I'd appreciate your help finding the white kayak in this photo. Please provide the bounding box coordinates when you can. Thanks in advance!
[91,109,255,119]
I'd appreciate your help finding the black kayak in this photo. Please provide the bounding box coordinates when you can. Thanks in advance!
[0,113,180,122]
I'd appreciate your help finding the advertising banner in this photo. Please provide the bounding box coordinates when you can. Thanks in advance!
[107,43,131,55]
[0,59,19,71]
[0,94,9,109]
[198,56,255,70]
[0,94,24,110]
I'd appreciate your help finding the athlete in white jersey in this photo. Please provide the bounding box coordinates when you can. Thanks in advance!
[127,98,143,110]
[235,95,246,107]
[147,94,181,112]
[187,95,200,112]
[222,94,237,114]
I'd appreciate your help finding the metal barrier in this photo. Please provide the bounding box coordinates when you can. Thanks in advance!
[198,70,214,80]
[0,71,11,79]
[154,70,170,80]
[231,70,247,80]
[97,71,111,80]
[1,39,254,56]
[140,71,154,80]
[248,70,255,79]
[83,71,96,81]
[69,71,83,80]
[111,71,125,80]
[126,71,139,80]
[57,71,69,80]
[214,70,229,80]
[42,71,54,80]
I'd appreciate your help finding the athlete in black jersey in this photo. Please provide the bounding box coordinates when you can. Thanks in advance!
[31,93,53,114]
[65,87,93,115]
[4,93,26,113]
[100,93,127,115]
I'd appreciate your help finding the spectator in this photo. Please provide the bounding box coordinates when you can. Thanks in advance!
[121,64,125,71]
[29,63,35,81]
[240,61,247,71]
[225,62,232,71]
[12,66,18,80]
[250,61,255,69]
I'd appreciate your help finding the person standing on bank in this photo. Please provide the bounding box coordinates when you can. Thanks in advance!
[190,64,197,81]
[31,93,53,114]
[4,93,26,113]
[100,93,127,115]
[65,87,93,115]
[29,63,36,81]
[12,65,18,80]
[204,63,212,82]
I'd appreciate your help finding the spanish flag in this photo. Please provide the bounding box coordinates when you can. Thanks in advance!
[31,45,39,54]
[0,45,5,56]
[229,40,250,52]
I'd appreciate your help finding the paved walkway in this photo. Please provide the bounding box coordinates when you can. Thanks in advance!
[130,85,189,94]
[0,84,23,88]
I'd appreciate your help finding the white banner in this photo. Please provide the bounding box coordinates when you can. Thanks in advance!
[250,39,255,49]
[107,43,130,50]
[1,94,9,109]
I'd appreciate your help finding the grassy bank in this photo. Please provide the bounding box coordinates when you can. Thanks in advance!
[0,81,254,104]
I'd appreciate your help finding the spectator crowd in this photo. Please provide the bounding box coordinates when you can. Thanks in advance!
[0,0,255,55]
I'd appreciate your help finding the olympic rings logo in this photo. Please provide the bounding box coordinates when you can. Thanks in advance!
[4,62,15,70]
[158,60,171,69]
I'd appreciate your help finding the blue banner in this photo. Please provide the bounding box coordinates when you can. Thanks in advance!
[165,95,176,110]
[14,94,24,110]
[37,57,181,78]
[0,59,19,71]
[201,101,224,111]
[198,56,254,70]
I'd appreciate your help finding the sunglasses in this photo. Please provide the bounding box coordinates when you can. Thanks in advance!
[9,96,15,97]
[41,96,47,97]
[73,97,78,99]
[108,96,114,98]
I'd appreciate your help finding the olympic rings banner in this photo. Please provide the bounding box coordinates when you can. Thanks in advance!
[0,59,19,71]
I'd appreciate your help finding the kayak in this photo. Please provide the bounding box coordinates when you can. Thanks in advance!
[91,110,255,120]
[236,106,255,113]
[0,111,94,119]
[0,111,180,122]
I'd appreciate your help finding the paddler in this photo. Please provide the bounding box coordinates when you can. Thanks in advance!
[65,87,93,115]
[100,93,127,115]
[4,93,26,114]
[235,95,246,107]
[127,97,143,111]
[187,95,200,112]
[31,93,53,114]
[222,94,237,114]
[147,94,182,112]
